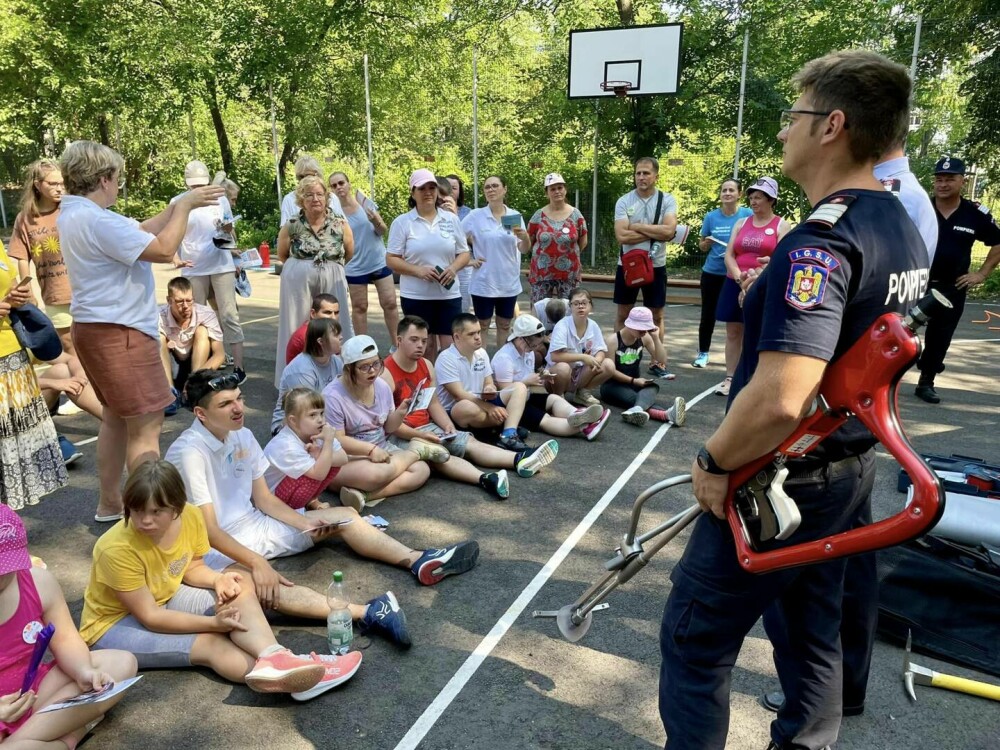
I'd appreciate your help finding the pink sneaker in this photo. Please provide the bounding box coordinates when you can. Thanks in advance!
[245,649,326,694]
[581,408,611,441]
[290,651,363,701]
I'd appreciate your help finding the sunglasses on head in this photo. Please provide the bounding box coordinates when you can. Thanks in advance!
[208,372,242,391]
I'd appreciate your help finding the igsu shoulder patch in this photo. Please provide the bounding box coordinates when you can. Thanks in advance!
[805,194,856,229]
[785,248,841,310]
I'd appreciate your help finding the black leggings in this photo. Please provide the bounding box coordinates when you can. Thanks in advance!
[698,271,727,353]
[600,379,660,410]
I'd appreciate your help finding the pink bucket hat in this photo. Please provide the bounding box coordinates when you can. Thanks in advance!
[624,306,657,331]
[0,505,31,576]
[409,169,438,190]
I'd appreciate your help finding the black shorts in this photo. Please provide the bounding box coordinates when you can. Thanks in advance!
[613,265,667,308]
[400,296,463,336]
[345,266,392,285]
[472,294,518,321]
[470,392,549,441]
[714,277,743,323]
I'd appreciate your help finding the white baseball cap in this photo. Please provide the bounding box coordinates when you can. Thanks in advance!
[544,173,566,188]
[184,160,211,187]
[508,314,545,342]
[342,335,379,364]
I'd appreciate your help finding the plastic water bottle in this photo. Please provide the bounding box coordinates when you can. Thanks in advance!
[326,570,353,655]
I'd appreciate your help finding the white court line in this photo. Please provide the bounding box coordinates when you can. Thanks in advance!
[952,337,1000,343]
[76,436,98,446]
[393,382,721,750]
[240,314,279,326]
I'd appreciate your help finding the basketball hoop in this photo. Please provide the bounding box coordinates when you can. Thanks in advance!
[600,80,634,98]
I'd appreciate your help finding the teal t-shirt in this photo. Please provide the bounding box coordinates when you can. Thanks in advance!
[700,207,752,275]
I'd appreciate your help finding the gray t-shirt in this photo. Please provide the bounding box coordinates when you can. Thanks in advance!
[614,189,677,268]
[271,352,343,434]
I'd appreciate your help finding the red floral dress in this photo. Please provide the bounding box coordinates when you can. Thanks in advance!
[527,208,587,303]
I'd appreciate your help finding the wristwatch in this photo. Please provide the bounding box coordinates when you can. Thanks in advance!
[696,446,729,475]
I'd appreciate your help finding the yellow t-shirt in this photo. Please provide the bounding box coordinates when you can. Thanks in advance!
[0,240,23,357]
[80,504,211,645]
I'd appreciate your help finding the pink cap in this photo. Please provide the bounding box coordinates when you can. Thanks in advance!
[624,306,657,332]
[0,505,31,576]
[409,169,438,190]
[544,173,566,188]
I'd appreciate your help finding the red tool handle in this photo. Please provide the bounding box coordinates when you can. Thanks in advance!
[725,310,945,573]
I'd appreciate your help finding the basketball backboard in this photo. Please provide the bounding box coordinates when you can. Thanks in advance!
[568,23,683,99]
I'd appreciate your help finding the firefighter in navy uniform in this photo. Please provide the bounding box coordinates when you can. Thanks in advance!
[658,51,930,750]
[915,156,1000,403]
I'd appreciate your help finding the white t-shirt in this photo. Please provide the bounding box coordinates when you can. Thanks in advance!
[263,426,342,492]
[170,192,235,277]
[280,191,343,227]
[546,316,608,367]
[491,342,535,385]
[435,344,492,412]
[165,419,270,533]
[461,206,524,298]
[271,353,343,433]
[386,209,469,301]
[56,195,158,338]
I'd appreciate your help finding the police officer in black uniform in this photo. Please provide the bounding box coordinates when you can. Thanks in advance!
[658,50,929,750]
[915,156,1000,403]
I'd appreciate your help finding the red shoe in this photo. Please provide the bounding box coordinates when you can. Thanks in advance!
[245,649,326,694]
[290,651,363,701]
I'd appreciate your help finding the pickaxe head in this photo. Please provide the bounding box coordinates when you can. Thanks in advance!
[903,629,935,701]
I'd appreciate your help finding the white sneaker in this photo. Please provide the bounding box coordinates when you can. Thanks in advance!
[621,406,650,426]
[340,487,367,512]
[667,397,686,427]
[57,399,83,416]
[567,403,603,428]
[715,377,732,397]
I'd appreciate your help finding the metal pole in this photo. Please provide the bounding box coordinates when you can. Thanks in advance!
[114,114,127,201]
[269,84,283,213]
[472,47,479,208]
[909,14,923,85]
[733,28,750,179]
[0,191,7,228]
[591,100,598,267]
[187,110,197,160]
[364,54,375,200]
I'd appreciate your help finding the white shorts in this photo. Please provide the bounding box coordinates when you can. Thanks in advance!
[203,508,314,570]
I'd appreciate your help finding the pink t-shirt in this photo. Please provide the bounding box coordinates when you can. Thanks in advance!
[732,215,782,275]
[0,569,56,734]
[322,378,395,448]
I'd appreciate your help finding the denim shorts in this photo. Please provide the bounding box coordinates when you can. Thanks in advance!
[346,266,393,285]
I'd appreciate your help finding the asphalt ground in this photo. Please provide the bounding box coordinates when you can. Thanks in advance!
[20,266,1000,750]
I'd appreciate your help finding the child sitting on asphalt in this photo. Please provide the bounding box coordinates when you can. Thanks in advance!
[0,505,138,747]
[601,306,686,427]
[546,287,615,407]
[265,388,349,511]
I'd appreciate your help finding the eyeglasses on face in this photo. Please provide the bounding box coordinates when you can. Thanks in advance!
[779,109,845,131]
[330,180,347,187]
[355,360,382,373]
[571,299,591,307]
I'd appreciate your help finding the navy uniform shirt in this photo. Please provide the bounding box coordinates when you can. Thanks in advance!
[733,189,930,460]
[930,197,1000,286]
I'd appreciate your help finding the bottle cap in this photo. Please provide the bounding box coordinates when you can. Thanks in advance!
[333,570,344,583]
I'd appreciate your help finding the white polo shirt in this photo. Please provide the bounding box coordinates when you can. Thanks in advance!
[386,209,468,301]
[170,192,235,277]
[57,195,158,338]
[461,206,524,298]
[546,316,607,367]
[263,426,342,491]
[491,342,535,385]
[165,419,269,532]
[435,344,492,411]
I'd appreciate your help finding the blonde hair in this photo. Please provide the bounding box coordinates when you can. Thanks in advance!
[283,387,325,421]
[212,171,241,204]
[60,140,124,196]
[294,155,323,182]
[19,159,61,218]
[295,175,329,209]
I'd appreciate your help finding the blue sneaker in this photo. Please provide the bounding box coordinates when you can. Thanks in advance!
[692,352,709,368]
[164,387,181,417]
[57,435,82,466]
[361,591,411,648]
[411,541,480,585]
[648,362,676,380]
